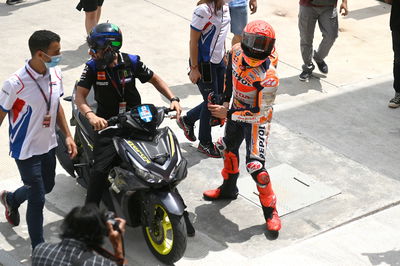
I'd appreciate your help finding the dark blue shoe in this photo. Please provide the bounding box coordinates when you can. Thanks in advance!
[177,116,196,142]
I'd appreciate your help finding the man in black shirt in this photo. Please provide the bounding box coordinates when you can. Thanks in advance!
[386,0,400,108]
[75,23,182,205]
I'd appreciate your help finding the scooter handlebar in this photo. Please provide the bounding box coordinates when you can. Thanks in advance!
[98,106,173,134]
[163,107,176,118]
[97,115,123,134]
[98,125,119,134]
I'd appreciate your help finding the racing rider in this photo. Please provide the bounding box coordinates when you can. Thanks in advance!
[205,20,281,232]
[75,23,182,206]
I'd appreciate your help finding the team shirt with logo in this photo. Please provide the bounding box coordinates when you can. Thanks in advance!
[191,2,231,64]
[77,53,153,120]
[0,62,63,160]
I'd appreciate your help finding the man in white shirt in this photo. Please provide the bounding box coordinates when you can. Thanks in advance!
[0,30,77,250]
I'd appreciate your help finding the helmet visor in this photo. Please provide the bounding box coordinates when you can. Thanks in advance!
[242,32,275,58]
[88,32,122,51]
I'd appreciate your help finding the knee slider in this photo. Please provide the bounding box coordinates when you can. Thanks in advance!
[256,171,271,187]
[246,161,264,175]
[215,137,227,154]
[247,161,270,187]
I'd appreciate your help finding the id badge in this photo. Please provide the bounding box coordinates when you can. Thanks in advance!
[119,102,127,114]
[42,114,51,128]
[331,7,337,19]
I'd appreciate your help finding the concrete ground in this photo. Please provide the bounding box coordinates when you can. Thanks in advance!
[0,0,399,265]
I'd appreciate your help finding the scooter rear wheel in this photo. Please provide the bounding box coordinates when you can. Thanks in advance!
[142,203,187,264]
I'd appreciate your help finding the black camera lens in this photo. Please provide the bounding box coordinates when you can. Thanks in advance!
[104,211,120,232]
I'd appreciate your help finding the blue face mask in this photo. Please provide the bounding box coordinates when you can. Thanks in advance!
[42,53,62,69]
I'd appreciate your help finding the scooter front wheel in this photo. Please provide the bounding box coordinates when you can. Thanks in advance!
[142,203,187,264]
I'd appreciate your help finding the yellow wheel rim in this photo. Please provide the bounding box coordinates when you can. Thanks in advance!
[145,204,174,255]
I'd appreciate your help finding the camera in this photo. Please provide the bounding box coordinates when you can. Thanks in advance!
[104,211,120,233]
[200,61,212,84]
[208,92,225,127]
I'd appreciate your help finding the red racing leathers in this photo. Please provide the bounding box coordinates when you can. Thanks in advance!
[203,43,281,231]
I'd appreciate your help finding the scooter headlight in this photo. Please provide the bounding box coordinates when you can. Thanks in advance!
[169,158,187,181]
[135,167,163,184]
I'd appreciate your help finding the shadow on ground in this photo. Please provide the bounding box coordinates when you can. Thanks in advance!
[362,249,400,266]
[344,1,391,21]
[0,219,61,265]
[60,43,88,72]
[0,0,48,17]
[278,74,324,96]
[274,79,400,180]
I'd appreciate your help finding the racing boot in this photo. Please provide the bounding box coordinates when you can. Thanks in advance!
[256,172,281,231]
[203,172,239,201]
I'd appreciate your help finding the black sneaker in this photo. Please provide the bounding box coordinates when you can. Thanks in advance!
[6,0,23,5]
[388,92,400,108]
[313,51,328,74]
[0,190,20,226]
[177,116,196,142]
[197,142,221,158]
[299,63,315,82]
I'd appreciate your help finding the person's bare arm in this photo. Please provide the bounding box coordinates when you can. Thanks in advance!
[148,74,182,119]
[75,86,108,130]
[340,0,349,16]
[107,218,128,265]
[0,110,7,127]
[56,104,78,159]
[189,29,202,84]
[249,0,257,14]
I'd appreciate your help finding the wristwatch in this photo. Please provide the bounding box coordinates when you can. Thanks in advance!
[170,97,180,103]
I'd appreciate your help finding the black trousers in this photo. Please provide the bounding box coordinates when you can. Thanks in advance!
[85,134,119,206]
[393,30,400,93]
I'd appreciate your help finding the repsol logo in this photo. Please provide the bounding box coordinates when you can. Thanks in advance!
[258,125,266,159]
[233,70,251,86]
[234,91,250,99]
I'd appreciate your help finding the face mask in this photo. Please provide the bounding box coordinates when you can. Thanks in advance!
[42,53,62,69]
[95,49,116,70]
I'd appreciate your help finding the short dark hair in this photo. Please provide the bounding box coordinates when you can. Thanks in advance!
[28,30,60,56]
[60,204,108,248]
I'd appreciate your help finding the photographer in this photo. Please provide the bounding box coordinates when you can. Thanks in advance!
[32,204,127,266]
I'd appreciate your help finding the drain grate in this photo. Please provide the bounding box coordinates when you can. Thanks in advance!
[237,163,341,216]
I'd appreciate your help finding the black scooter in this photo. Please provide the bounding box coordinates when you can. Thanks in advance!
[56,87,189,264]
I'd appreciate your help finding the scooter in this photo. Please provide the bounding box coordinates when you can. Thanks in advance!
[56,87,188,264]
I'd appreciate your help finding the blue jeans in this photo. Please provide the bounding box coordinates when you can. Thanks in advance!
[229,6,248,35]
[186,60,226,144]
[6,148,56,249]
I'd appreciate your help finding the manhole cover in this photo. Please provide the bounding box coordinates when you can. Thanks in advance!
[237,163,341,216]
